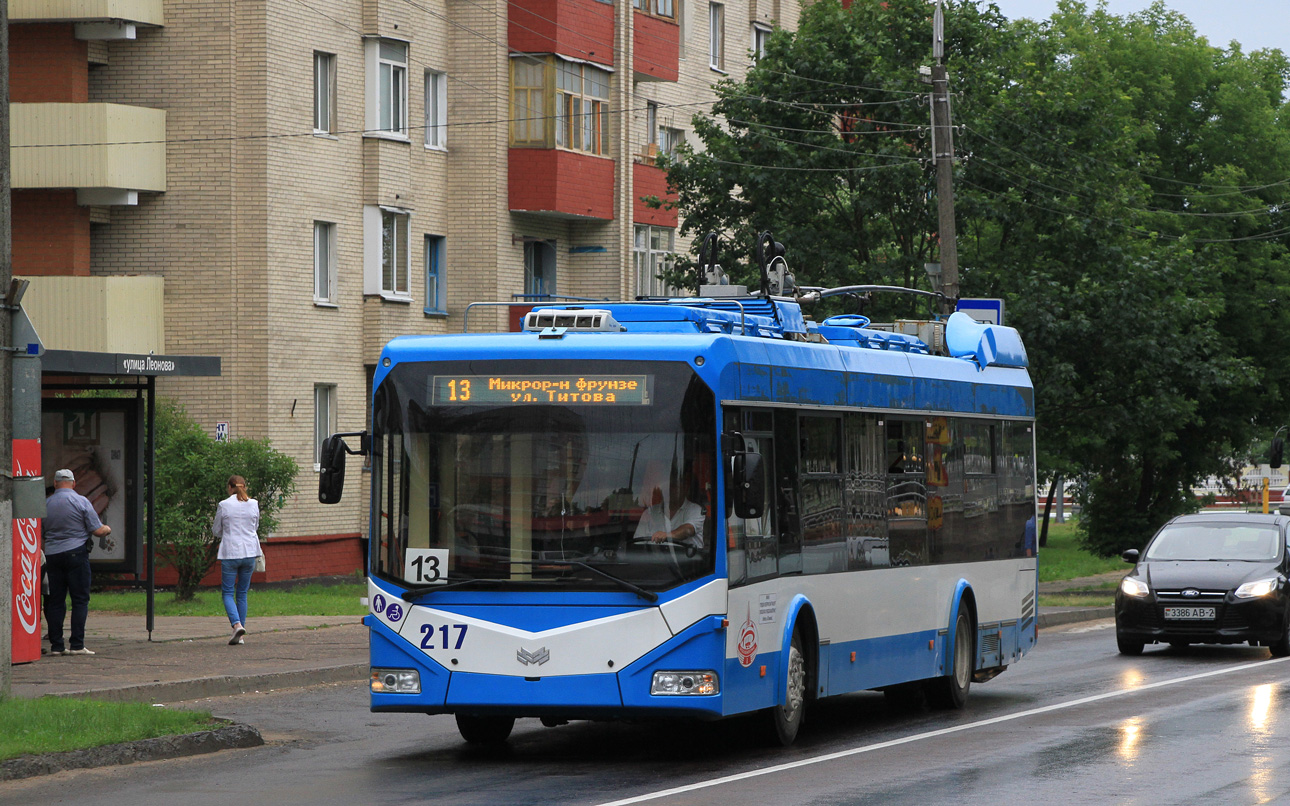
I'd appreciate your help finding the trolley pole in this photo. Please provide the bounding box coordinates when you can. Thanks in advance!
[929,2,959,314]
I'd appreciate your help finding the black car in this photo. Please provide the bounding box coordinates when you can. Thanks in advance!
[1115,513,1290,656]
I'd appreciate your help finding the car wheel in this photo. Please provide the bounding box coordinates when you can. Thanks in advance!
[1116,632,1144,656]
[1269,615,1290,658]
[926,609,973,710]
[765,630,807,746]
[455,714,516,745]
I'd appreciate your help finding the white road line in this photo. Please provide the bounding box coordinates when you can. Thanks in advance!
[595,656,1290,806]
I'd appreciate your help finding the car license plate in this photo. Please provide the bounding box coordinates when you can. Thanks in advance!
[1163,606,1215,620]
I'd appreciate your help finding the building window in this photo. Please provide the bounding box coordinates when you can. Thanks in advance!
[313,221,337,304]
[753,24,771,60]
[634,225,675,298]
[660,126,683,158]
[524,241,557,297]
[314,383,337,471]
[709,3,725,71]
[364,205,412,298]
[424,70,446,149]
[646,101,658,146]
[366,38,408,137]
[510,56,611,155]
[425,235,446,314]
[634,0,674,18]
[314,52,336,134]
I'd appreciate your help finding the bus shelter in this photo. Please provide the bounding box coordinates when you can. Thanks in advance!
[10,328,220,662]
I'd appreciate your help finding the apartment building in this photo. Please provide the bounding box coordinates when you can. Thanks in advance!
[11,0,798,577]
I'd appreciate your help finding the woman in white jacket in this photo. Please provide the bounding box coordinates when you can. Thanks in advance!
[213,475,260,645]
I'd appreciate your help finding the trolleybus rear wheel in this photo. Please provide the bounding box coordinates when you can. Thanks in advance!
[926,609,972,710]
[766,630,806,746]
[455,714,516,745]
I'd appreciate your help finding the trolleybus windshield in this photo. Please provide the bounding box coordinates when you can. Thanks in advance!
[371,359,717,593]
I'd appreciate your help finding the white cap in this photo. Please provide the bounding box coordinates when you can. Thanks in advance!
[54,469,75,482]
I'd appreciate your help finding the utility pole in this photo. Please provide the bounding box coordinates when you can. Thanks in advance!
[1,0,13,694]
[928,1,959,314]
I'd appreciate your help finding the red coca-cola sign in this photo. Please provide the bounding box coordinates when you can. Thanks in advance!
[12,439,42,663]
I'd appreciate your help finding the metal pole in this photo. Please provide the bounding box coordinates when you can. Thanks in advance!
[931,63,959,312]
[146,376,155,640]
[1,0,13,694]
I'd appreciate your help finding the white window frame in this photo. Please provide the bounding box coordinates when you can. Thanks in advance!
[634,225,676,298]
[363,205,412,300]
[753,23,771,60]
[314,51,336,135]
[365,37,409,139]
[313,221,337,305]
[709,2,725,72]
[660,126,683,158]
[313,383,337,472]
[424,70,447,149]
[425,234,446,314]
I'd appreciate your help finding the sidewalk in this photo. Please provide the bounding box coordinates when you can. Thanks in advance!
[8,603,1113,705]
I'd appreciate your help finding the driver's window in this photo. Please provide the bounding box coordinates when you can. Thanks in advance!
[726,408,776,586]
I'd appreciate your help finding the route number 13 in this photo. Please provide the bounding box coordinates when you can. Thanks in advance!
[404,548,449,585]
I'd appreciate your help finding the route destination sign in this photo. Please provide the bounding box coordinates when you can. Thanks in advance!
[432,374,652,406]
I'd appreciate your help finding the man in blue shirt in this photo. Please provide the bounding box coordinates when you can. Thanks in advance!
[44,468,112,656]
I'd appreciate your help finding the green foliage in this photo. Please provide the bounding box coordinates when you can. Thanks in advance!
[0,697,214,761]
[667,0,1290,556]
[155,399,298,600]
[91,583,366,617]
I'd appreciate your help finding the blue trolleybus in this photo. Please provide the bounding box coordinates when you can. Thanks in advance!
[320,239,1038,746]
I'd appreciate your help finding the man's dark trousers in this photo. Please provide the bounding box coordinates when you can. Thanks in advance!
[45,545,91,653]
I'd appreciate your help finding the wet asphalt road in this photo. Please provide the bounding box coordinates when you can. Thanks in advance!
[4,618,1290,805]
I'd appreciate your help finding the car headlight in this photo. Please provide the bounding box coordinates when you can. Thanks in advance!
[370,668,421,693]
[1120,577,1150,598]
[1235,578,1279,599]
[651,671,719,696]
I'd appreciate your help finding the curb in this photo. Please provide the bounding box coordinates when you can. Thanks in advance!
[1037,607,1114,628]
[0,723,264,782]
[49,663,369,704]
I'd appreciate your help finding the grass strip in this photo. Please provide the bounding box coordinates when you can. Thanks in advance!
[90,583,368,618]
[0,698,216,761]
[1038,521,1127,582]
[1039,594,1115,608]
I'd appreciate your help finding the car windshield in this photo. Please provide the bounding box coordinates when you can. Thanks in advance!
[1144,523,1282,562]
[370,358,717,593]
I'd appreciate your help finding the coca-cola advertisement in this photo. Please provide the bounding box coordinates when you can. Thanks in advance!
[41,399,143,574]
[12,438,41,664]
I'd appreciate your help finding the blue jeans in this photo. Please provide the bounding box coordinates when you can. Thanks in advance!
[45,546,92,652]
[221,557,256,628]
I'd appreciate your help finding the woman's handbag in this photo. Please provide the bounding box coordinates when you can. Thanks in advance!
[254,541,266,573]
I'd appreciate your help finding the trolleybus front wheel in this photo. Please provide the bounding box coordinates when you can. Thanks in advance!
[925,609,973,710]
[455,713,515,745]
[765,630,806,746]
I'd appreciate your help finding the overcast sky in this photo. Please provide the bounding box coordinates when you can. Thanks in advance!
[987,1,1290,53]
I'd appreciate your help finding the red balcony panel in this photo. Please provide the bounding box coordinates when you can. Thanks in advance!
[633,12,679,82]
[13,190,91,276]
[633,162,677,227]
[510,0,614,67]
[11,24,89,103]
[510,149,616,221]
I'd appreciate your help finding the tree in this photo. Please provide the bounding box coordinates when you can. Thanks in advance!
[154,399,298,600]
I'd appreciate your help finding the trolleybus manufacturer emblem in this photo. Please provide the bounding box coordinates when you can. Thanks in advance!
[517,647,551,666]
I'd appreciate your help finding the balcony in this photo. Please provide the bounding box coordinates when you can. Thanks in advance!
[633,11,679,82]
[510,149,615,220]
[11,0,163,32]
[21,275,165,354]
[12,102,166,205]
[509,0,614,67]
[633,160,677,227]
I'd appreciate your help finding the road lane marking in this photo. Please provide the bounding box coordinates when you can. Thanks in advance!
[595,656,1290,806]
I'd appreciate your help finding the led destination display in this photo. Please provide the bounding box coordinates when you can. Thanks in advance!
[431,374,652,406]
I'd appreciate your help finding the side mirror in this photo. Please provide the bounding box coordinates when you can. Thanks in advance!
[1272,437,1284,469]
[1121,548,1140,564]
[731,452,766,520]
[319,435,347,504]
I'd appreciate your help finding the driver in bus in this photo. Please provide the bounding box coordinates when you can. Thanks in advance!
[633,468,705,549]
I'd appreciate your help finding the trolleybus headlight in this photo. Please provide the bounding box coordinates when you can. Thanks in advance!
[1119,577,1150,598]
[370,668,421,694]
[651,671,719,696]
[1235,577,1279,599]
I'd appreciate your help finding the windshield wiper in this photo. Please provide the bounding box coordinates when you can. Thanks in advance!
[400,562,658,603]
[548,560,659,603]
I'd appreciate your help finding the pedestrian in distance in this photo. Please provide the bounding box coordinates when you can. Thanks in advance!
[43,468,111,656]
[213,475,261,645]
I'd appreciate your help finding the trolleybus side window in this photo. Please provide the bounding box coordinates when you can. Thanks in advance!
[845,413,888,570]
[885,418,928,567]
[774,408,803,576]
[724,407,776,586]
[800,415,845,574]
